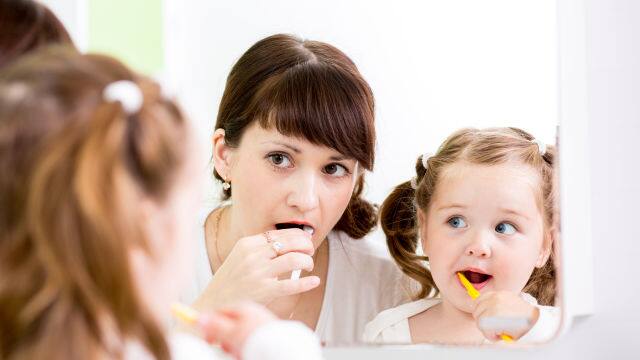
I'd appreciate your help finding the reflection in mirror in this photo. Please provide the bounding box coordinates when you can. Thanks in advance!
[163,0,560,346]
[35,0,561,350]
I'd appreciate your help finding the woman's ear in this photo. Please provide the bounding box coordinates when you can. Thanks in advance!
[212,129,233,181]
[536,226,556,268]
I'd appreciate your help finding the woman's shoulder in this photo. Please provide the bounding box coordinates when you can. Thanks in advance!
[328,229,419,305]
[328,229,399,265]
[362,298,440,344]
[329,230,415,289]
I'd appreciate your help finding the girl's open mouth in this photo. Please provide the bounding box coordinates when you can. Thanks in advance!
[459,269,493,291]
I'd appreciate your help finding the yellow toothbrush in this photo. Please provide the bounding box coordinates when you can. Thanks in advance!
[457,272,514,343]
[171,302,200,325]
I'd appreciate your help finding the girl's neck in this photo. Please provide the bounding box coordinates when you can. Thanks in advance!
[410,298,486,344]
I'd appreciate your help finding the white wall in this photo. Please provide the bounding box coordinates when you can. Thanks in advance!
[40,0,87,50]
[163,0,558,212]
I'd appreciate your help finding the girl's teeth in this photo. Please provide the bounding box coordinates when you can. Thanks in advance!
[303,226,314,235]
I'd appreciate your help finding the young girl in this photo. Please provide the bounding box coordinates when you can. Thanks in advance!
[0,46,321,359]
[363,127,560,344]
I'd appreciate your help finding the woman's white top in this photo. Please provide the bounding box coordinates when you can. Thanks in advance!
[126,321,322,359]
[181,229,414,345]
[363,293,560,344]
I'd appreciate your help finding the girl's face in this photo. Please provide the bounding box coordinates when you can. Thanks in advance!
[132,131,206,321]
[419,162,551,313]
[215,122,360,248]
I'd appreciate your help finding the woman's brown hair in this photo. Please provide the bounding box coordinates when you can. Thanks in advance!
[0,0,74,68]
[215,33,377,239]
[0,47,188,359]
[380,127,558,305]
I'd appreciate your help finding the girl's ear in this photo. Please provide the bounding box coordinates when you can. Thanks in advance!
[212,129,233,181]
[536,226,556,268]
[417,209,430,257]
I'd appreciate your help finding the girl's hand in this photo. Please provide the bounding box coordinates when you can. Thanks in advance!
[472,290,540,341]
[194,228,320,311]
[199,302,276,359]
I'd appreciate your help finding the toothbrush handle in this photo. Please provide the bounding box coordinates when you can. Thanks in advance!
[500,334,514,342]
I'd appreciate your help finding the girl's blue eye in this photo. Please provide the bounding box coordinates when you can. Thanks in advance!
[324,163,348,177]
[447,216,467,228]
[495,222,517,235]
[268,153,292,168]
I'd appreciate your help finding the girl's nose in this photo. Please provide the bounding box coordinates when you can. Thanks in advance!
[464,230,492,258]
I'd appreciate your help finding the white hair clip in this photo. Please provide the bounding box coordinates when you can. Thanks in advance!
[421,152,434,169]
[103,80,143,115]
[532,139,547,156]
[410,176,419,190]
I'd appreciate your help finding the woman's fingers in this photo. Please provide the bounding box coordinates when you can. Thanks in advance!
[275,276,321,296]
[260,229,315,257]
[268,251,314,276]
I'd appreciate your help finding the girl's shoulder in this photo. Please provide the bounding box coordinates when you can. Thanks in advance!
[362,298,441,344]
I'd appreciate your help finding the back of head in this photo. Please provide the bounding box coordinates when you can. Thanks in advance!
[0,46,187,359]
[380,127,557,305]
[0,0,74,69]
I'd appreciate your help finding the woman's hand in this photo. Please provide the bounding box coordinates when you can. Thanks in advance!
[472,291,539,341]
[194,228,320,311]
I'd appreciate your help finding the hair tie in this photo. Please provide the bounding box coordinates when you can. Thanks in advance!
[421,152,433,169]
[103,80,143,115]
[410,176,419,190]
[531,139,547,156]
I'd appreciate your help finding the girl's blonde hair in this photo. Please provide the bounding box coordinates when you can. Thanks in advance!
[0,47,188,359]
[380,127,557,305]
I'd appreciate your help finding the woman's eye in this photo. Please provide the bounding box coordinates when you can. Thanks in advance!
[447,216,467,229]
[268,153,292,168]
[324,163,348,177]
[495,222,517,235]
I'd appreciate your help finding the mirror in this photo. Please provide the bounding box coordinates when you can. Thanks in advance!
[45,0,563,349]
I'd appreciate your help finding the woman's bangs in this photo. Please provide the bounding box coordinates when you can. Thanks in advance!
[255,63,374,170]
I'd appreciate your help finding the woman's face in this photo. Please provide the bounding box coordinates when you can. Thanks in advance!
[217,122,360,248]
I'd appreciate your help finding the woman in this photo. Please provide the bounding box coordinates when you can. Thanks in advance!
[189,34,413,345]
[0,46,322,359]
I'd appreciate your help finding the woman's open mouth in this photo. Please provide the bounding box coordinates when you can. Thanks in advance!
[275,222,315,235]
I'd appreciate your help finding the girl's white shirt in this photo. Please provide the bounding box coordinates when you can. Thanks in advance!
[363,293,560,344]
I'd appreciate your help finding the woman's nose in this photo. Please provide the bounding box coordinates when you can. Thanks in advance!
[286,171,320,213]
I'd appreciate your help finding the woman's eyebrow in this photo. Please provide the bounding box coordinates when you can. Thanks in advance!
[262,141,352,162]
[329,155,349,161]
[261,141,301,153]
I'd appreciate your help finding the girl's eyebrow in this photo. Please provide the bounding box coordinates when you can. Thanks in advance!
[436,203,467,211]
[499,208,531,221]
